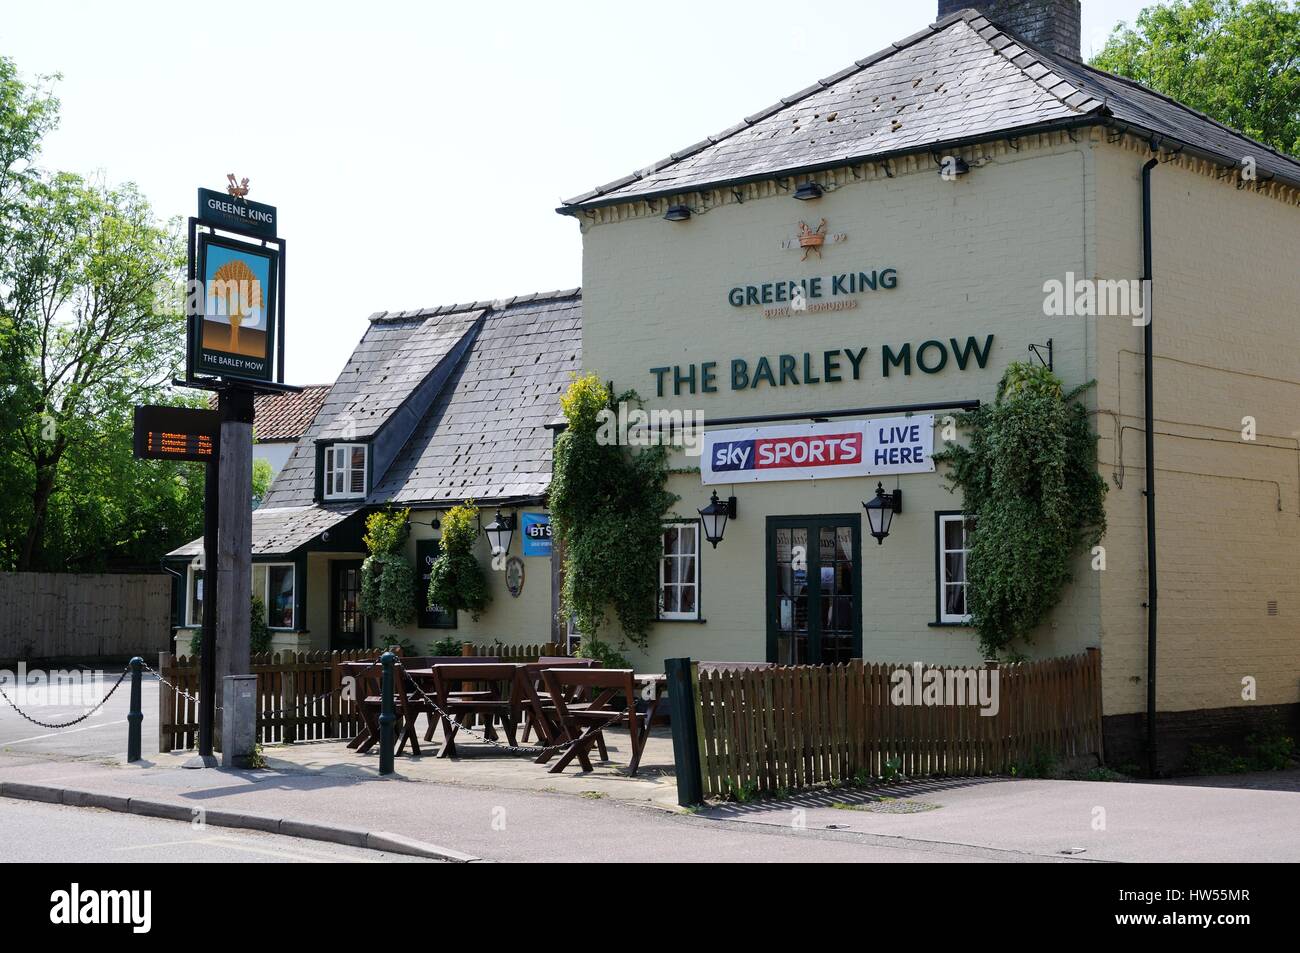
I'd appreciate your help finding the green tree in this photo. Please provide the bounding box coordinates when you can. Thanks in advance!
[0,54,198,570]
[1091,0,1300,156]
[426,502,491,621]
[934,364,1108,658]
[548,375,676,651]
[252,458,273,507]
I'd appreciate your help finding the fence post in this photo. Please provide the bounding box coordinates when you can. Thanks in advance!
[378,651,396,776]
[127,657,143,762]
[157,651,173,753]
[665,657,704,807]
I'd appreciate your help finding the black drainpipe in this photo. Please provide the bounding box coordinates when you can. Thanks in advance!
[1142,152,1160,777]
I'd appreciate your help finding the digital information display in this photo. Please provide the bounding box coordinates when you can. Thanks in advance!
[133,406,221,463]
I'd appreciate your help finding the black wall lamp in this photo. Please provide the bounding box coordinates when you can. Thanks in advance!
[937,155,971,180]
[663,204,692,222]
[793,181,824,201]
[698,491,738,548]
[483,510,516,555]
[862,483,902,544]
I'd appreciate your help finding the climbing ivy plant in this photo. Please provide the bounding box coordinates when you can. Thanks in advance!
[549,375,676,652]
[360,507,417,628]
[426,501,492,621]
[934,362,1108,658]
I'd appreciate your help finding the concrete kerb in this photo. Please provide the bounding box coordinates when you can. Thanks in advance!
[0,781,480,862]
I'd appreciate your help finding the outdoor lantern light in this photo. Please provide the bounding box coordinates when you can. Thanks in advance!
[663,204,692,222]
[793,181,824,201]
[483,510,515,555]
[938,156,971,179]
[698,491,738,548]
[862,482,903,544]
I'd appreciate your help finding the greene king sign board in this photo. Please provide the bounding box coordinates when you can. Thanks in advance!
[701,417,934,485]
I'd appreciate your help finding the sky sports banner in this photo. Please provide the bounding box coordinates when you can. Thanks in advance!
[701,416,934,485]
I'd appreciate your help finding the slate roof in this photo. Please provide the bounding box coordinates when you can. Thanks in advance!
[167,504,361,558]
[373,292,582,505]
[561,8,1300,210]
[316,309,484,441]
[170,290,581,559]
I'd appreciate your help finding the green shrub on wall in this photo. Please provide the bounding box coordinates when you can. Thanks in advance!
[549,374,676,652]
[934,362,1107,658]
[426,502,491,621]
[360,508,417,628]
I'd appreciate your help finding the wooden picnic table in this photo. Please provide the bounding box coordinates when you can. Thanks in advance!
[538,669,668,776]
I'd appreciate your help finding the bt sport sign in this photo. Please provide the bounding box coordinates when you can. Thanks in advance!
[701,416,934,485]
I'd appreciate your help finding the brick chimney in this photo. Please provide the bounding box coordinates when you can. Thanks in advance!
[938,1,1082,62]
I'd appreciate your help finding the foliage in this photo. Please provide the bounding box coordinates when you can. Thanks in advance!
[549,375,677,651]
[1,56,196,570]
[1090,0,1300,156]
[575,637,632,670]
[1185,721,1299,773]
[426,502,491,621]
[1011,748,1059,779]
[1245,725,1296,770]
[934,362,1107,658]
[251,459,272,507]
[359,508,416,628]
[249,595,271,654]
[381,636,418,656]
[190,596,272,659]
[431,636,464,656]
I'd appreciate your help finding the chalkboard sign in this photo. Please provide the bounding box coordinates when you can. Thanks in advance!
[416,538,456,629]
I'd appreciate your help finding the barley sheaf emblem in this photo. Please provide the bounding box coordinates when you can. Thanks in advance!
[797,218,828,260]
[210,259,263,353]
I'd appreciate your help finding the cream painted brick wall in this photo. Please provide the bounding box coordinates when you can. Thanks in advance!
[371,507,555,651]
[1093,139,1300,717]
[580,135,1105,673]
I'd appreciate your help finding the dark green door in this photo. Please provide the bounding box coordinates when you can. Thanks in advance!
[330,559,365,651]
[766,515,862,665]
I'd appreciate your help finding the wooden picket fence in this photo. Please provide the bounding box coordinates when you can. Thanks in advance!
[157,642,564,750]
[157,649,381,751]
[460,642,563,661]
[692,649,1103,798]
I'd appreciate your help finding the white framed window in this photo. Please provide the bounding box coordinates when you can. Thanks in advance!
[254,562,296,630]
[937,513,973,624]
[659,522,700,620]
[325,443,367,499]
[187,565,205,627]
[191,563,296,630]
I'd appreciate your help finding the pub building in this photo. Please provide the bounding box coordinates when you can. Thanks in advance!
[170,1,1300,770]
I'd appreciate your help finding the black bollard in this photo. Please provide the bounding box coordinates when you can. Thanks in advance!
[378,652,396,776]
[127,657,144,763]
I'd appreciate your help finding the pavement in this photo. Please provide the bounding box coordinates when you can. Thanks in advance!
[3,669,1299,863]
[0,798,435,863]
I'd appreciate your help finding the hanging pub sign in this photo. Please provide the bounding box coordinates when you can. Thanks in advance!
[197,186,277,240]
[187,179,287,389]
[193,233,280,382]
[132,405,220,462]
[701,415,934,485]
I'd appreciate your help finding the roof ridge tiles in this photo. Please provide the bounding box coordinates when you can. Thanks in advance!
[367,288,581,324]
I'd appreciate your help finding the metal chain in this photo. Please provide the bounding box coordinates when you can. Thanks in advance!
[0,665,131,729]
[141,659,211,710]
[143,654,385,720]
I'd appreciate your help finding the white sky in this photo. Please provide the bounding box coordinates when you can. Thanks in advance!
[4,0,1150,385]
